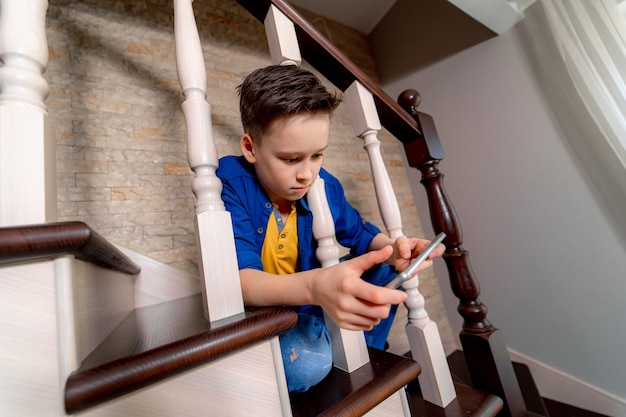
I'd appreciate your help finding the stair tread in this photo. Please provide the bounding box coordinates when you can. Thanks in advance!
[448,349,543,416]
[65,294,297,414]
[399,349,503,416]
[447,350,612,417]
[406,379,503,417]
[290,347,421,417]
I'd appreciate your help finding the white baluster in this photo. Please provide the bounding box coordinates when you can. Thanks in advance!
[0,0,57,226]
[308,178,370,371]
[345,82,403,240]
[403,274,456,406]
[174,0,244,322]
[264,5,370,372]
[345,81,456,407]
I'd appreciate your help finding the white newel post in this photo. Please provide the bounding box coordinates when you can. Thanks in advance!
[345,81,456,407]
[265,5,370,372]
[0,0,57,226]
[173,0,244,322]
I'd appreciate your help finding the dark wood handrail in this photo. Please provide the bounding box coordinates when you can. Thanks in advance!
[235,0,425,144]
[0,221,140,275]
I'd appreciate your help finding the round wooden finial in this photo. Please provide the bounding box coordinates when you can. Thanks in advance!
[397,89,421,115]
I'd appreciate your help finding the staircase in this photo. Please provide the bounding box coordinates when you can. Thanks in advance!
[0,219,602,416]
[0,222,298,416]
[1,221,497,416]
[0,0,575,415]
[64,294,297,414]
[234,2,592,417]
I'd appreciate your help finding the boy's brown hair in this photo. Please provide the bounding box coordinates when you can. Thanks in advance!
[237,65,341,142]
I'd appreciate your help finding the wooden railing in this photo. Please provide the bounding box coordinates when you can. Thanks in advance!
[0,221,140,274]
[235,1,528,416]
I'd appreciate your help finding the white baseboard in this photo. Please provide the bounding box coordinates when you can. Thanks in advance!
[508,348,625,417]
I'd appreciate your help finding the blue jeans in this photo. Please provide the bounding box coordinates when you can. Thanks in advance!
[279,263,398,392]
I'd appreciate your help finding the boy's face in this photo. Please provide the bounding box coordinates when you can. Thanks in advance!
[241,113,329,209]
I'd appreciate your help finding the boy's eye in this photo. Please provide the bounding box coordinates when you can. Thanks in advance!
[280,153,323,163]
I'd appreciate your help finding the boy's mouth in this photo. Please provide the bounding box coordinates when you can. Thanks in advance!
[291,182,312,193]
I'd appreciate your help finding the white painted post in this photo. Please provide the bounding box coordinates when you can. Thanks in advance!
[345,82,403,241]
[403,274,457,407]
[308,178,370,371]
[173,0,244,322]
[345,81,456,407]
[0,0,57,226]
[264,5,370,372]
[265,5,301,67]
[174,5,292,414]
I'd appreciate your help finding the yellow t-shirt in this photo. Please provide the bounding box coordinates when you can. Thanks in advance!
[261,203,298,275]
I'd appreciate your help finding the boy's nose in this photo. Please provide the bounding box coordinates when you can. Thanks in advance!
[297,162,313,182]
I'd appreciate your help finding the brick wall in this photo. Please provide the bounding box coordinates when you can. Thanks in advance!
[45,0,453,346]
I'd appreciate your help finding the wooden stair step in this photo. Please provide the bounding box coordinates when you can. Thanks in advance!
[448,350,611,417]
[289,347,421,417]
[64,294,297,414]
[405,379,503,417]
[514,363,611,417]
[400,350,503,417]
[447,349,549,416]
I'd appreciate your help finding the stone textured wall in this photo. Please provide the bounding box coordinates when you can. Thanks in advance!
[45,0,453,346]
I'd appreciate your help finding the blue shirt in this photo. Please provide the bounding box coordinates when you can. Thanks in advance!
[216,155,381,273]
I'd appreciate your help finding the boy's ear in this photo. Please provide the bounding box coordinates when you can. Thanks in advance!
[240,134,256,163]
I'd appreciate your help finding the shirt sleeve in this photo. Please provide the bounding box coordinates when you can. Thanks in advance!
[323,172,381,257]
[219,169,265,272]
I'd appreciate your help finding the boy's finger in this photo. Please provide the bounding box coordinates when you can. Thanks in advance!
[347,246,393,272]
[355,281,407,306]
[394,236,411,259]
[344,247,407,305]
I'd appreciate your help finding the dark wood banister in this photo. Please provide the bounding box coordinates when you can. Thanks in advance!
[234,1,528,416]
[0,221,140,275]
[236,0,422,143]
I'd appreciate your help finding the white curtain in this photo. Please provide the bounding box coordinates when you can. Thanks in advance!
[542,0,626,171]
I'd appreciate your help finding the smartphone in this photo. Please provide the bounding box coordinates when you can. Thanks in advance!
[384,232,446,289]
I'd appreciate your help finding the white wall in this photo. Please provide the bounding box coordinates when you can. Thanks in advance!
[381,4,626,416]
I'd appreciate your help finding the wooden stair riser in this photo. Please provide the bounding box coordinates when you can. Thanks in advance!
[74,340,289,417]
[1,260,66,416]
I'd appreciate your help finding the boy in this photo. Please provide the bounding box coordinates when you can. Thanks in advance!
[216,65,444,392]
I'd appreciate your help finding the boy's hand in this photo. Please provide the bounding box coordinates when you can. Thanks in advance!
[392,236,445,273]
[310,246,407,331]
